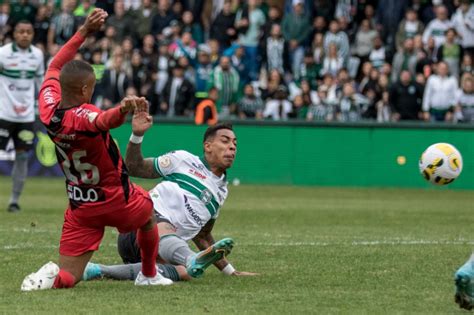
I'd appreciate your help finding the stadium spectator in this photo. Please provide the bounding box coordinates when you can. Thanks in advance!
[234,0,265,82]
[368,35,386,70]
[22,9,171,291]
[455,74,474,122]
[395,8,424,50]
[151,0,176,41]
[130,50,151,96]
[195,87,219,125]
[375,0,409,52]
[237,84,264,119]
[0,20,44,213]
[262,5,282,42]
[228,44,250,85]
[324,19,350,65]
[32,5,50,46]
[261,69,286,101]
[170,30,197,59]
[352,19,377,62]
[312,32,325,66]
[306,86,331,121]
[422,5,452,48]
[451,0,474,56]
[389,70,423,121]
[208,56,239,115]
[282,0,312,79]
[461,53,474,77]
[106,1,135,43]
[337,83,368,122]
[0,3,10,35]
[48,1,76,46]
[210,0,236,50]
[297,52,319,89]
[160,64,195,117]
[131,0,157,41]
[263,85,292,120]
[264,23,286,75]
[101,49,130,109]
[376,91,391,122]
[181,10,203,44]
[437,28,462,78]
[422,61,458,121]
[321,43,344,77]
[391,38,418,83]
[291,94,310,119]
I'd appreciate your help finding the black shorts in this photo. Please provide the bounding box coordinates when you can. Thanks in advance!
[0,119,34,151]
[117,211,173,264]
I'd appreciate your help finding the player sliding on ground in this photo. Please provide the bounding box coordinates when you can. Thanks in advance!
[83,112,257,281]
[21,9,172,291]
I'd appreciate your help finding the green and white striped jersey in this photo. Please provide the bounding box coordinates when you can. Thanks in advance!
[150,150,228,241]
[0,42,44,122]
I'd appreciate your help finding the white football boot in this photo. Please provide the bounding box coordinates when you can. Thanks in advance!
[134,271,173,286]
[21,261,60,291]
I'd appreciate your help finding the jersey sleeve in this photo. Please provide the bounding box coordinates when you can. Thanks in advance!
[70,104,128,133]
[38,76,62,124]
[153,150,187,177]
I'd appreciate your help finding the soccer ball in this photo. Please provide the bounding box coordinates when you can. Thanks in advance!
[419,143,463,185]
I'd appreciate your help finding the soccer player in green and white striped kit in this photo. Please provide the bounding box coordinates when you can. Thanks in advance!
[0,20,44,212]
[83,112,257,282]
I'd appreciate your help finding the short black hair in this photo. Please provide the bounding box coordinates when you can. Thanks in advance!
[14,20,33,30]
[203,123,233,142]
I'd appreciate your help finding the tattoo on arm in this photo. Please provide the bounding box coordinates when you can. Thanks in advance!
[125,142,160,179]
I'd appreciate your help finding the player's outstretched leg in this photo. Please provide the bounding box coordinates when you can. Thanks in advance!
[455,254,474,310]
[21,261,60,291]
[187,237,234,278]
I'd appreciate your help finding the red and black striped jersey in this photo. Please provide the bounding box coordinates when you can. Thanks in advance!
[38,32,132,213]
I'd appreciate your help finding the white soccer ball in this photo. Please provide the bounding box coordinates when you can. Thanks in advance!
[419,143,463,185]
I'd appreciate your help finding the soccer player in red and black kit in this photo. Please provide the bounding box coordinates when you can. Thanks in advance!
[21,9,172,290]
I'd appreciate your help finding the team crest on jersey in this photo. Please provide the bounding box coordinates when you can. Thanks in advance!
[200,189,212,205]
[87,112,98,123]
[159,156,171,168]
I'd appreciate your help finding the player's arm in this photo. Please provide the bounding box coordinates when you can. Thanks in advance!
[193,221,258,276]
[125,102,161,179]
[45,9,107,81]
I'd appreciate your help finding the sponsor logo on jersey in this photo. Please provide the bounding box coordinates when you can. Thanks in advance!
[67,184,105,206]
[13,104,27,114]
[184,195,204,226]
[189,169,206,180]
[200,189,213,205]
[217,191,224,203]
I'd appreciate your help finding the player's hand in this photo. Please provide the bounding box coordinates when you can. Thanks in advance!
[120,96,141,114]
[232,271,259,276]
[135,97,149,113]
[79,8,108,37]
[132,111,153,136]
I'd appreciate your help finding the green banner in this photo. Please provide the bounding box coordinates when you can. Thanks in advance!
[112,122,474,189]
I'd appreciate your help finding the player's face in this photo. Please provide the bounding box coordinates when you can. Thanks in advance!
[206,129,237,169]
[14,23,34,49]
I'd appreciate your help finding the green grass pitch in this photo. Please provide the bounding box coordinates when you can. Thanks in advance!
[0,176,473,314]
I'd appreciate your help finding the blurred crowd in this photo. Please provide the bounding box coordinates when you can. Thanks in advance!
[1,0,474,123]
